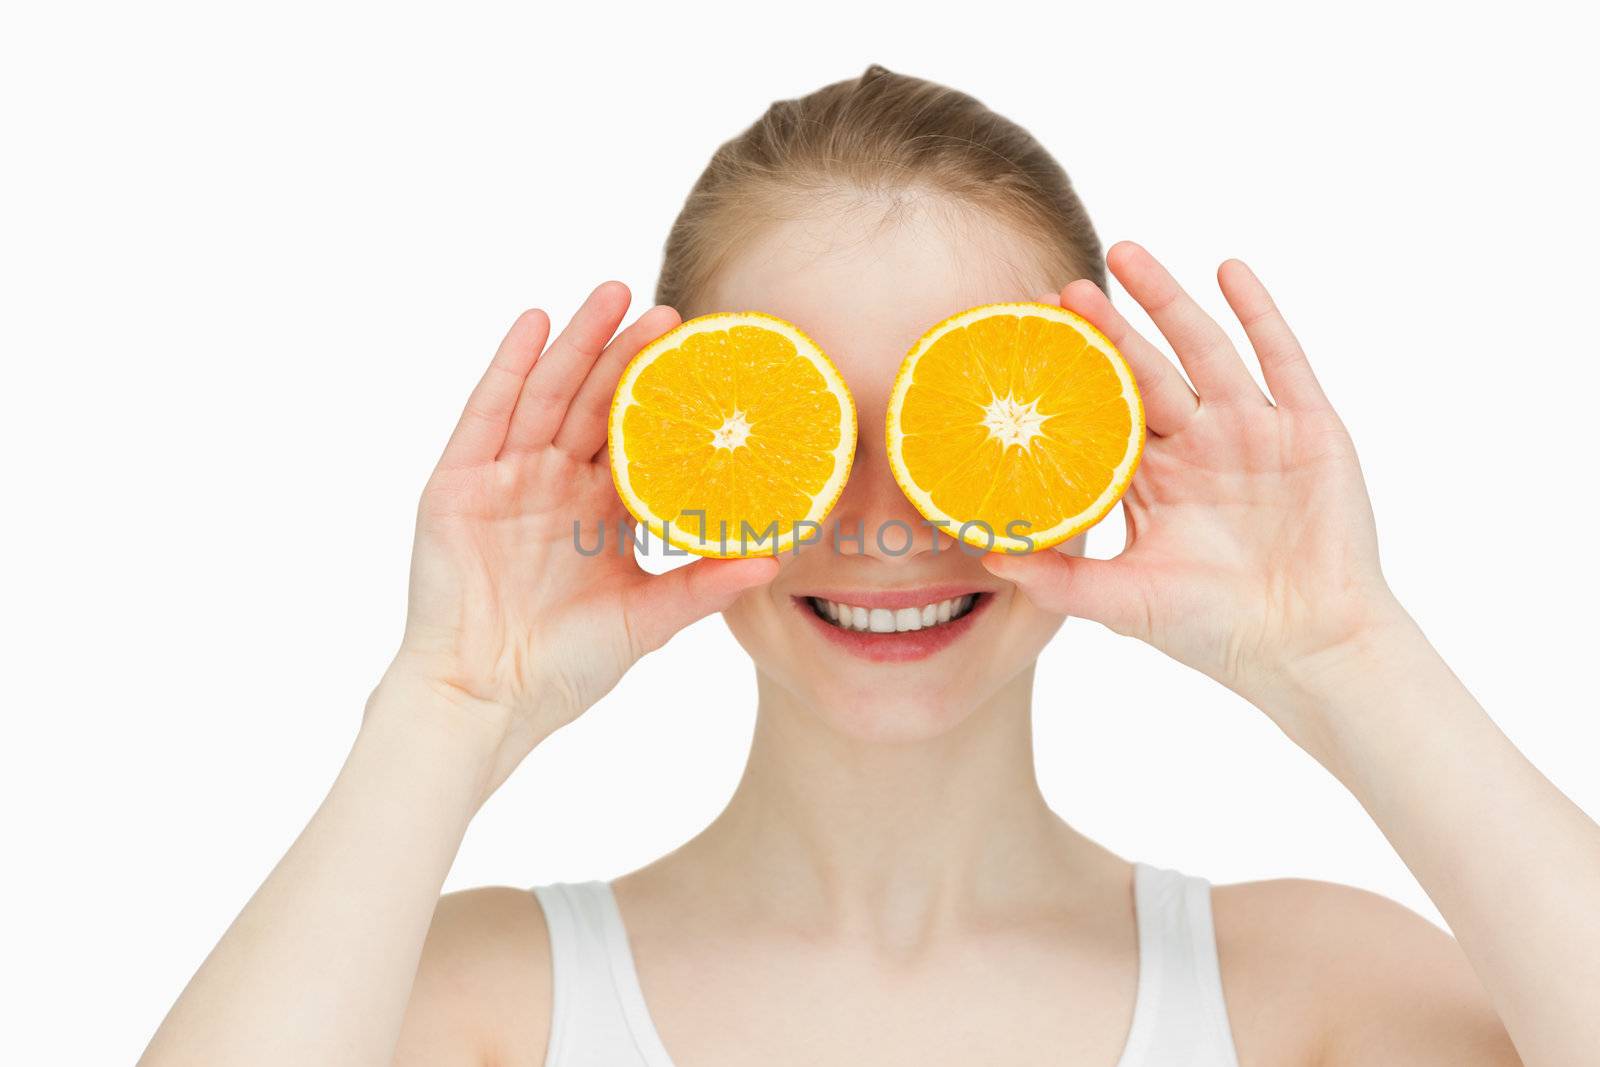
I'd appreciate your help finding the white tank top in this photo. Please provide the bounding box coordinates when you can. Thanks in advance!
[530,862,1240,1066]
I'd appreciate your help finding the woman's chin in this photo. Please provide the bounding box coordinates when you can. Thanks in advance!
[725,588,1060,744]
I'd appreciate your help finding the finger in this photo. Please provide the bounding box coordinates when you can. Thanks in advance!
[621,556,780,657]
[980,549,1146,638]
[438,308,552,468]
[1106,241,1270,407]
[1051,279,1199,437]
[553,302,682,461]
[1216,258,1331,413]
[501,280,632,457]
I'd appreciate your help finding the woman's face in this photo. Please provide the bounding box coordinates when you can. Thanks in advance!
[702,203,1082,742]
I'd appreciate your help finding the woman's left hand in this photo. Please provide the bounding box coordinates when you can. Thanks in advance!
[984,240,1413,721]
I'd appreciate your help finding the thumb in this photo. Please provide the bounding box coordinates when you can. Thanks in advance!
[981,550,1144,636]
[622,555,780,656]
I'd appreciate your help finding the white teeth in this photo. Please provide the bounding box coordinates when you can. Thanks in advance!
[812,595,979,633]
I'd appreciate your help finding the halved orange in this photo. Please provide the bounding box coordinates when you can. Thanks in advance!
[885,302,1144,554]
[608,311,856,558]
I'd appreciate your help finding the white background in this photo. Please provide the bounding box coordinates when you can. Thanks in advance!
[3,2,1596,1062]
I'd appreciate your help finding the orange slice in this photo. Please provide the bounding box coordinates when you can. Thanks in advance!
[608,311,856,558]
[885,302,1144,554]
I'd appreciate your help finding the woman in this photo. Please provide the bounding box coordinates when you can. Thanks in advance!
[139,64,1597,1066]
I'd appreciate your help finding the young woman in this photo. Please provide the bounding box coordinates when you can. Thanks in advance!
[139,65,1597,1067]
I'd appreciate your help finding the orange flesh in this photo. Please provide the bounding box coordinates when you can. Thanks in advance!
[898,313,1133,535]
[623,325,846,543]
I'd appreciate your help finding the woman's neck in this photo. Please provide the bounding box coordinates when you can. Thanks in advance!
[658,664,1116,945]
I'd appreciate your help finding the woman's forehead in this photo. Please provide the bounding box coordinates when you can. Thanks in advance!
[704,213,1048,377]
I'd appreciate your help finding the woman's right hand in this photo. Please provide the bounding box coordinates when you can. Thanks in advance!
[370,281,777,797]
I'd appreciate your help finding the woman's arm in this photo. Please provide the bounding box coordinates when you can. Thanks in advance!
[138,285,776,1067]
[137,685,502,1067]
[988,241,1597,1066]
[1267,602,1600,1067]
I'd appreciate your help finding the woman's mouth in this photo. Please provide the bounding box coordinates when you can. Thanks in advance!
[792,588,992,663]
[807,594,979,632]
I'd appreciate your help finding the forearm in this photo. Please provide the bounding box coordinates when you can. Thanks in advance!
[139,688,502,1067]
[1264,609,1600,1067]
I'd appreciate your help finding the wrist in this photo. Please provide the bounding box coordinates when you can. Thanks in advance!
[1242,592,1431,761]
[1251,600,1500,802]
[360,658,539,810]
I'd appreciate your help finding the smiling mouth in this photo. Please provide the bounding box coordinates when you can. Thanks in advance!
[805,594,982,633]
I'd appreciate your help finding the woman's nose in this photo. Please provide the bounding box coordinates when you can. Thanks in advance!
[825,437,946,561]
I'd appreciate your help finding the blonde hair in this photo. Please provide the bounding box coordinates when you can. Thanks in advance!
[655,63,1105,317]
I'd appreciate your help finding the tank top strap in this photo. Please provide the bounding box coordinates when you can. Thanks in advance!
[1115,862,1241,1067]
[530,881,671,1067]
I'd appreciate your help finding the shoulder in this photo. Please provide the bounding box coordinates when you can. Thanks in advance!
[1210,877,1519,1066]
[394,886,552,1067]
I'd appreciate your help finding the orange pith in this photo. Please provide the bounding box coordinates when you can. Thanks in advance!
[885,302,1144,553]
[608,311,856,558]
